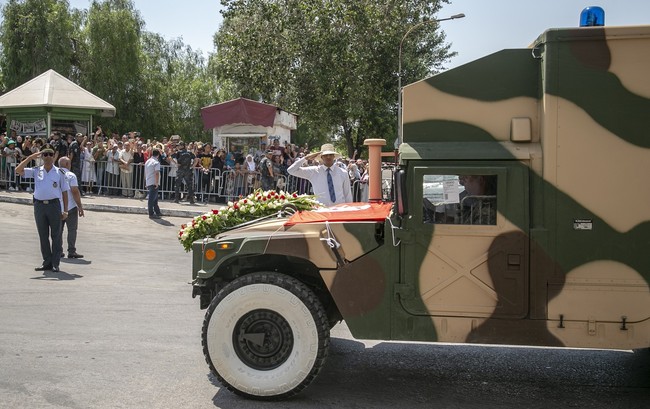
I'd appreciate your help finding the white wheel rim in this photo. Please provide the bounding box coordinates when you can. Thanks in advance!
[206,283,319,396]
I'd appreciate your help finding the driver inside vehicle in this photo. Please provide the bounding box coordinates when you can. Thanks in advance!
[460,175,497,225]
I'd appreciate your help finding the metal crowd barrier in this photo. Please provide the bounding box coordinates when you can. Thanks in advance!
[2,159,395,203]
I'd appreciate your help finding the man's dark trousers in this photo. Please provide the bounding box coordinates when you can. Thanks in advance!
[147,185,161,216]
[175,169,194,202]
[61,208,79,256]
[34,199,63,268]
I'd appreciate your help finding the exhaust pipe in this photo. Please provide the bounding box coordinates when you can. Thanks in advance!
[364,138,387,202]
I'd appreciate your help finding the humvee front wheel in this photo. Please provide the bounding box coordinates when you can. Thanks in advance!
[202,272,330,399]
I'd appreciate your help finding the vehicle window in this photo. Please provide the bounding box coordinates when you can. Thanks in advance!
[422,174,497,225]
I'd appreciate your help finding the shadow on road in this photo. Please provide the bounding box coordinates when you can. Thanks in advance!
[60,258,92,265]
[31,270,84,280]
[207,336,650,408]
[151,218,176,227]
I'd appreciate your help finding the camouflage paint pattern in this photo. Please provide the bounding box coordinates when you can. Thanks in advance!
[400,25,650,349]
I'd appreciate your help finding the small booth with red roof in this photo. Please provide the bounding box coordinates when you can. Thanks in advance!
[200,98,297,157]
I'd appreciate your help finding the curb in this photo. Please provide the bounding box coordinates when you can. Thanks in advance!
[0,194,208,219]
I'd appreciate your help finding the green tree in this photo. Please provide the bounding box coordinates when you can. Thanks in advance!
[0,0,77,90]
[76,0,144,134]
[214,0,454,157]
[77,0,222,140]
[138,33,224,140]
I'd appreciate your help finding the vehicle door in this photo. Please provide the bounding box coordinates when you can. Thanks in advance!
[400,162,529,319]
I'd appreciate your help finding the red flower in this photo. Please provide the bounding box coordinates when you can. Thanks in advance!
[202,215,207,220]
[292,193,298,198]
[262,197,267,201]
[212,210,218,215]
[243,199,248,204]
[280,195,286,200]
[181,224,186,229]
[233,203,239,209]
[192,221,196,227]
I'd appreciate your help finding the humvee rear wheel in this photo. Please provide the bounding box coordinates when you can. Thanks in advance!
[202,272,330,399]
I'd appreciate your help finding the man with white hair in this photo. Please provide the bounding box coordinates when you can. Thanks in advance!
[57,156,85,259]
[287,143,352,206]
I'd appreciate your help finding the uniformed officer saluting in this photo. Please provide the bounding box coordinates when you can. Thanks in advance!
[16,143,70,273]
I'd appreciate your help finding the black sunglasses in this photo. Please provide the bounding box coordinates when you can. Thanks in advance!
[41,152,54,157]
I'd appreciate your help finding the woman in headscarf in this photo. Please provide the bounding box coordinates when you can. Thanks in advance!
[244,154,256,172]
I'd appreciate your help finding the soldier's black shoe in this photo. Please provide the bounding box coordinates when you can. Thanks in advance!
[52,266,60,272]
[68,253,84,258]
[35,264,53,271]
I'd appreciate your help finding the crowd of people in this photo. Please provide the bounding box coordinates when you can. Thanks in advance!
[2,129,381,274]
[1,130,373,203]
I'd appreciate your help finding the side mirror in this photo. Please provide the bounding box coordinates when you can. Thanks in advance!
[394,169,408,216]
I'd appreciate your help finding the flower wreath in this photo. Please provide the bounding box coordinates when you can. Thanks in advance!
[178,189,321,251]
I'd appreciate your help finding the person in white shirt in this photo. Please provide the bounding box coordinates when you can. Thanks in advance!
[144,149,162,219]
[287,143,352,206]
[3,139,21,190]
[58,156,85,259]
[106,143,121,195]
[15,144,70,272]
[119,141,134,197]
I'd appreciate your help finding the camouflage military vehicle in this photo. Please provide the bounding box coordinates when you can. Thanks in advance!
[191,24,650,399]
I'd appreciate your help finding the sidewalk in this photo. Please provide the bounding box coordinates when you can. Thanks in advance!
[0,189,223,219]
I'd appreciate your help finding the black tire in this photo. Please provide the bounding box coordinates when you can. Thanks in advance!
[202,272,330,400]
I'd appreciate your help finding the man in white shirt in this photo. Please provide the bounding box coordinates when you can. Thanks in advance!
[58,156,85,258]
[119,141,134,197]
[144,148,162,219]
[106,143,121,195]
[287,143,352,206]
[15,144,70,272]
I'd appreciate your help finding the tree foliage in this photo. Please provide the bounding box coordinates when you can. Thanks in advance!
[139,34,223,138]
[214,0,454,156]
[76,0,144,134]
[0,0,222,141]
[0,0,77,90]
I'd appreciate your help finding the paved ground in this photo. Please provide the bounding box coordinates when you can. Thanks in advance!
[1,199,649,408]
[0,189,222,219]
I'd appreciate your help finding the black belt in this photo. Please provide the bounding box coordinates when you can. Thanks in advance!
[33,198,59,204]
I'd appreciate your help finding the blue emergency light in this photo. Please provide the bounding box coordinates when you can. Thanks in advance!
[580,6,605,27]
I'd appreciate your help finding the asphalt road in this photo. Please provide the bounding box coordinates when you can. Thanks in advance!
[1,202,649,409]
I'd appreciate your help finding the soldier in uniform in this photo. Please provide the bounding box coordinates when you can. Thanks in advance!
[15,144,70,272]
[172,141,197,204]
[68,133,85,194]
[259,150,275,191]
[50,132,68,163]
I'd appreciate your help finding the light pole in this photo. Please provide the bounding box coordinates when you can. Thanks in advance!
[397,13,465,148]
